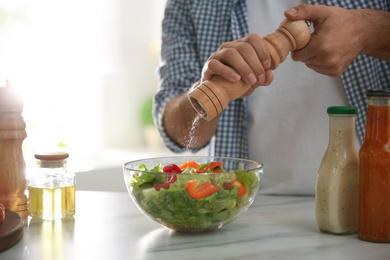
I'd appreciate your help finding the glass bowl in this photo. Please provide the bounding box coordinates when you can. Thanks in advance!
[123,156,263,232]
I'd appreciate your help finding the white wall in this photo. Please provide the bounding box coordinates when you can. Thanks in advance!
[100,0,167,149]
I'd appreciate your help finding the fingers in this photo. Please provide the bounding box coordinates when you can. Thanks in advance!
[302,58,354,77]
[216,43,260,85]
[202,59,241,82]
[292,42,353,77]
[202,34,271,86]
[290,34,317,63]
[284,4,328,23]
[263,70,274,86]
[239,70,275,98]
[291,46,339,77]
[239,34,271,70]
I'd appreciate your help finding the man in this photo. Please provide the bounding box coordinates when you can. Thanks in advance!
[154,0,390,194]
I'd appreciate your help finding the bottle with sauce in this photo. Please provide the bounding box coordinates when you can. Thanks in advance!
[358,89,390,243]
[315,106,359,235]
[28,152,75,220]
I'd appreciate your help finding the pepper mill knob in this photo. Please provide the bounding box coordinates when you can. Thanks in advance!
[0,82,28,219]
[188,19,311,121]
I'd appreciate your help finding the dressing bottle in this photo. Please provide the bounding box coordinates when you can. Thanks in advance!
[28,152,75,220]
[358,89,390,243]
[315,106,359,234]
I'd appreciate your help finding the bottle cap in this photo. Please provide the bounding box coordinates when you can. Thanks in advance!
[35,151,69,161]
[367,89,390,97]
[327,106,358,115]
[35,151,69,168]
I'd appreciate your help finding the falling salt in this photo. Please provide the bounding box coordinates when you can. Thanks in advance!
[185,113,202,151]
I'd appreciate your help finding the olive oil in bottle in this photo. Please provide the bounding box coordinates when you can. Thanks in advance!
[28,152,75,220]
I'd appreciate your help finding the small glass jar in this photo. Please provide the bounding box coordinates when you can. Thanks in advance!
[315,106,359,235]
[28,152,75,220]
[359,89,390,243]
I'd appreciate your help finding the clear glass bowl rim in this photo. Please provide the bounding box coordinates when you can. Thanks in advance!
[123,156,263,175]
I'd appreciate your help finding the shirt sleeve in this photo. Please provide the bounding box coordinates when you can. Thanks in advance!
[153,0,205,153]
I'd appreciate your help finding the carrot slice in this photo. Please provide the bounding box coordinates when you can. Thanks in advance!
[185,179,218,199]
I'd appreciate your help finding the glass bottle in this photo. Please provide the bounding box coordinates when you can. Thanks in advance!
[315,106,359,235]
[358,89,390,243]
[28,152,75,220]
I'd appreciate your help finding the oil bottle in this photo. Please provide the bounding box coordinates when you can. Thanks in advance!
[28,152,75,220]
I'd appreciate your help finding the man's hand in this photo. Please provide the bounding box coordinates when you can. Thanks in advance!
[201,34,274,97]
[285,4,366,77]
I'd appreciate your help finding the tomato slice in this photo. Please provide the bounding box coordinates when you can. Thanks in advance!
[163,164,182,173]
[231,181,247,197]
[154,164,181,191]
[153,182,170,191]
[185,179,218,199]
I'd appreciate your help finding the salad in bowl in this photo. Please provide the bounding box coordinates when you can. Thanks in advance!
[123,156,263,232]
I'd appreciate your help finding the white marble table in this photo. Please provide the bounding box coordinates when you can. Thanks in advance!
[1,191,389,260]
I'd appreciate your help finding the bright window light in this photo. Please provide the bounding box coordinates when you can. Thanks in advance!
[0,0,104,159]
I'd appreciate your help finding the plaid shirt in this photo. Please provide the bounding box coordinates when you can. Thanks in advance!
[154,0,390,158]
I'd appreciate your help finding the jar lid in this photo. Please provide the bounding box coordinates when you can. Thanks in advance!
[367,89,390,97]
[327,106,358,115]
[35,151,69,161]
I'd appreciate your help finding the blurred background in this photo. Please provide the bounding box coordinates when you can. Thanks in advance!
[0,0,205,191]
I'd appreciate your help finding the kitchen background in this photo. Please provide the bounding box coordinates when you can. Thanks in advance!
[0,0,205,192]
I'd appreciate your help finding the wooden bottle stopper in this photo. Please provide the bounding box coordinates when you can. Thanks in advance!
[0,83,28,219]
[188,19,311,121]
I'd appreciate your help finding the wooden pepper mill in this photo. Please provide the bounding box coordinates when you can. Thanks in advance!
[0,83,28,219]
[188,19,311,121]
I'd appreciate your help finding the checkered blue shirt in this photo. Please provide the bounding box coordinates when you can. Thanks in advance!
[154,0,390,158]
